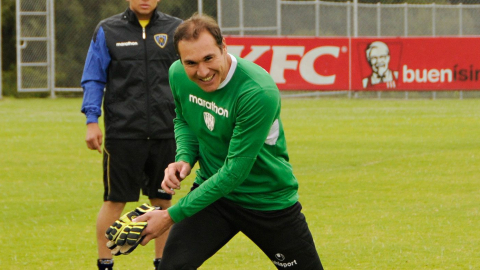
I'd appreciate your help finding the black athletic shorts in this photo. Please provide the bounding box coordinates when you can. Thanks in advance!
[160,184,324,270]
[102,139,175,202]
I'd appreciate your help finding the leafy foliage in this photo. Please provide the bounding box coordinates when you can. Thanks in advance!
[1,0,217,96]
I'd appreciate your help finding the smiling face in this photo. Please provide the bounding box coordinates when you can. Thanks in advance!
[368,46,390,76]
[366,42,391,77]
[178,31,231,93]
[127,0,159,20]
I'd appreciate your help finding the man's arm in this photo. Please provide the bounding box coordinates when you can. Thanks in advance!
[80,26,111,152]
[169,67,200,167]
[168,87,281,222]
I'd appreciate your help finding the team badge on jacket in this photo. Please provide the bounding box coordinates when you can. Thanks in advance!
[204,112,215,131]
[154,34,168,48]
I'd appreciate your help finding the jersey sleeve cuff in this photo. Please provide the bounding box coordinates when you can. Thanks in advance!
[86,115,99,124]
[175,154,196,168]
[167,205,187,223]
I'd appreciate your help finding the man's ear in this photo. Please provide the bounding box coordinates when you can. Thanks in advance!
[222,38,227,53]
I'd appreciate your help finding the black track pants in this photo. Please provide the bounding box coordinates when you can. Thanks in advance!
[160,197,323,270]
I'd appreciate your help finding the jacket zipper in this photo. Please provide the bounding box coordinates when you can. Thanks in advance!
[143,26,151,139]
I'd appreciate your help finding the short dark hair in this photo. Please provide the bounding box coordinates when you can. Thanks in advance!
[174,13,224,57]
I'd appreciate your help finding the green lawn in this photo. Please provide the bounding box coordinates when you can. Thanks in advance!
[0,97,478,269]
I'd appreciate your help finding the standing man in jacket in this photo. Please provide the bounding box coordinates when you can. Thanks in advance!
[131,14,324,269]
[80,0,182,269]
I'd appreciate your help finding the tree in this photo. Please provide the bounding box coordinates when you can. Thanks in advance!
[2,0,17,96]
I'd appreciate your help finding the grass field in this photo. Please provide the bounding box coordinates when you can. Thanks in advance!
[0,97,479,269]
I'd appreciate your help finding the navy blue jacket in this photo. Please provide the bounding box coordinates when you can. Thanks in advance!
[81,8,182,139]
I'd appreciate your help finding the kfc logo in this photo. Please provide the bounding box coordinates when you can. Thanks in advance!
[226,36,350,90]
[229,45,343,85]
[362,41,399,89]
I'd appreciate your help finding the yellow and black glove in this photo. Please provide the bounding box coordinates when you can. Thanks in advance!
[107,221,148,255]
[105,203,159,256]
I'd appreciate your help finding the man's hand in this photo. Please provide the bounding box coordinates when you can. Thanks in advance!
[85,122,103,153]
[133,209,174,246]
[161,161,192,195]
[106,222,148,255]
[105,204,159,255]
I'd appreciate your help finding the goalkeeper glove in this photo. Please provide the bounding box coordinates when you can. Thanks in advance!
[105,203,159,256]
[107,222,148,255]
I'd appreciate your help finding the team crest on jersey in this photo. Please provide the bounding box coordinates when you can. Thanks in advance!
[154,34,168,48]
[204,112,215,131]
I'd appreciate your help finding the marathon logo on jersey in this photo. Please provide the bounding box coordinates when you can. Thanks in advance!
[189,94,229,118]
[154,34,168,48]
[204,112,215,131]
[116,41,139,47]
[272,253,298,268]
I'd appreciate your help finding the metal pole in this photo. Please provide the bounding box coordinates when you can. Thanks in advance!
[315,0,320,36]
[0,0,2,99]
[48,0,55,98]
[239,0,244,36]
[376,3,380,98]
[404,3,408,36]
[347,3,352,98]
[277,0,281,36]
[16,0,21,93]
[404,3,408,99]
[432,3,436,37]
[217,0,222,28]
[198,0,203,15]
[377,2,381,37]
[347,1,351,37]
[353,0,358,37]
[459,3,463,36]
[404,3,409,98]
[459,5,463,100]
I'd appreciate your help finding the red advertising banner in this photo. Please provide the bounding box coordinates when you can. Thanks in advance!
[225,36,480,91]
[352,37,480,91]
[226,36,350,90]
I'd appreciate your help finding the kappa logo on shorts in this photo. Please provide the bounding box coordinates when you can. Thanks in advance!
[272,253,298,268]
[204,112,215,131]
[154,34,168,48]
[275,253,285,261]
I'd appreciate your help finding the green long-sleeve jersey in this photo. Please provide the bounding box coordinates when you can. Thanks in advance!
[167,54,299,223]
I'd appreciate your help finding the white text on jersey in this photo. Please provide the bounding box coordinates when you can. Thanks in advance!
[189,94,229,118]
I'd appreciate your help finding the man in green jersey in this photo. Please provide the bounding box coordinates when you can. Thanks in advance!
[134,14,324,269]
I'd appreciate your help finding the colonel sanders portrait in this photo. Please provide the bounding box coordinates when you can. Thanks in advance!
[362,41,398,89]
